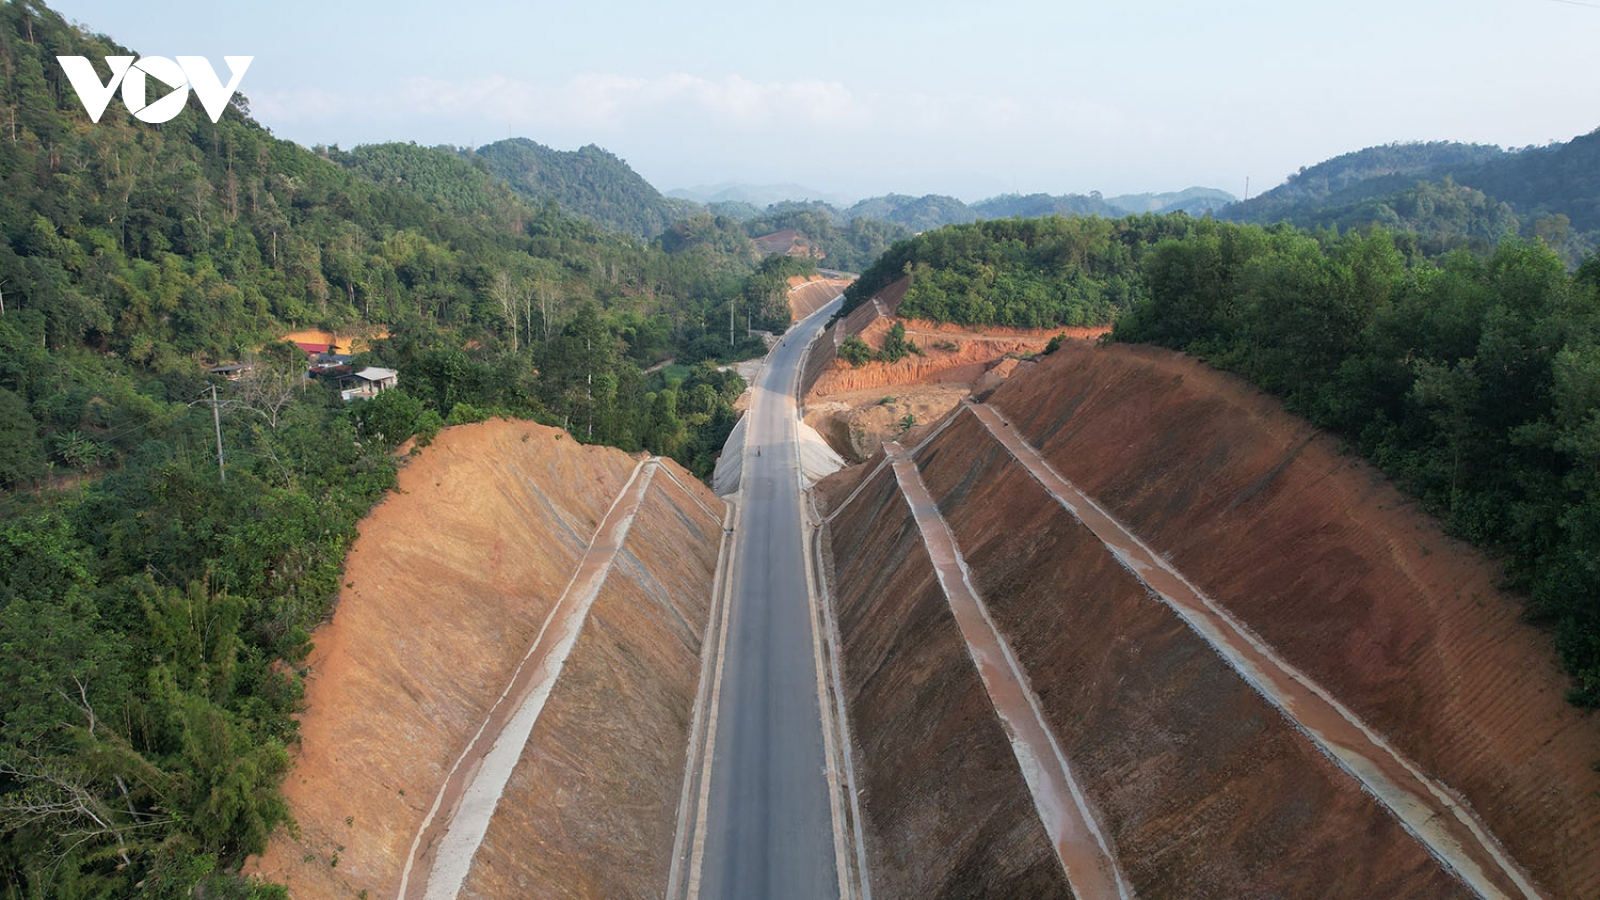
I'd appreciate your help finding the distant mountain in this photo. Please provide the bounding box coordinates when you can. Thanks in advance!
[971,192,1124,220]
[668,182,855,208]
[833,187,1237,234]
[703,200,763,221]
[467,138,700,239]
[1223,141,1509,224]
[1452,129,1600,233]
[1107,187,1238,216]
[846,194,978,232]
[1220,130,1600,257]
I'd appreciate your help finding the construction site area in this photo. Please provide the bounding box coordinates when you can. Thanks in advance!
[249,276,1600,900]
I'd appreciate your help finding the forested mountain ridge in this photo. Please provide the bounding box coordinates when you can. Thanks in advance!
[0,2,806,896]
[1452,128,1600,233]
[845,193,978,232]
[1115,224,1600,710]
[835,187,1237,235]
[465,137,702,240]
[1223,132,1600,258]
[1227,141,1509,220]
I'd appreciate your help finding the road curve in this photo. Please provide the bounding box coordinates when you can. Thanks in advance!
[697,298,844,900]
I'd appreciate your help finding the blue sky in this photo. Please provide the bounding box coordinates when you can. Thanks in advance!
[45,0,1600,202]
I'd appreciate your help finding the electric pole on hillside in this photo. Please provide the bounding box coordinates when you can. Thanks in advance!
[191,386,227,484]
[210,384,226,483]
[729,297,735,348]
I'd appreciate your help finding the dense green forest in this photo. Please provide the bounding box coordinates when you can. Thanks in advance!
[845,194,979,233]
[0,2,804,896]
[1261,178,1523,258]
[1227,141,1509,221]
[741,201,910,272]
[1223,133,1600,260]
[463,138,702,240]
[1114,221,1600,707]
[831,188,1236,236]
[842,215,1201,328]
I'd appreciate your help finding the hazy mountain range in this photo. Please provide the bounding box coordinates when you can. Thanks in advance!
[432,128,1599,261]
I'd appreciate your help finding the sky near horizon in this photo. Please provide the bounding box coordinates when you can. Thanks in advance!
[43,0,1600,203]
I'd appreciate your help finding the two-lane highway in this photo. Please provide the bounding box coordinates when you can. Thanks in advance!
[696,296,845,900]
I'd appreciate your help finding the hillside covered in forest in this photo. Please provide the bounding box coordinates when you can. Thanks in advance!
[463,137,702,240]
[1223,132,1600,260]
[0,2,816,896]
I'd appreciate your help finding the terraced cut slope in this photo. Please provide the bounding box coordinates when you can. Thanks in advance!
[819,445,1074,898]
[247,421,724,900]
[816,342,1600,898]
[884,442,1131,899]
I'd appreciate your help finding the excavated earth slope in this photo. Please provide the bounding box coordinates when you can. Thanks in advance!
[802,277,1100,398]
[802,277,1106,461]
[816,342,1600,898]
[787,274,854,320]
[248,421,723,899]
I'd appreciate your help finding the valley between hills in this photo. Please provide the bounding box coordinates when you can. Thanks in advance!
[244,278,1600,900]
[4,3,1600,898]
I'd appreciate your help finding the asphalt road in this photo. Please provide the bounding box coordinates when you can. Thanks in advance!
[699,298,844,900]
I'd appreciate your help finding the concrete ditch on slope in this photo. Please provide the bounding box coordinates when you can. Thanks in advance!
[247,420,724,900]
[815,341,1600,899]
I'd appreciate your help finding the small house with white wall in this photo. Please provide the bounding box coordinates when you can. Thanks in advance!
[340,366,399,402]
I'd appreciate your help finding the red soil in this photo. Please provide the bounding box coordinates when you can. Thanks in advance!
[987,341,1600,898]
[786,275,853,321]
[246,421,723,899]
[800,276,1108,454]
[907,411,1472,896]
[816,339,1599,897]
[820,461,1073,898]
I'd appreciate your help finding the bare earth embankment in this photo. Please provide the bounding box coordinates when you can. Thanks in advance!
[247,420,723,899]
[801,276,1107,461]
[787,274,854,321]
[816,341,1600,898]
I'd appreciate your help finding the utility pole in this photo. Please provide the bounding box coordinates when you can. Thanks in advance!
[728,297,735,347]
[210,384,226,483]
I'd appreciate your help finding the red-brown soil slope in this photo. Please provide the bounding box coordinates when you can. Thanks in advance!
[820,460,1073,898]
[926,413,1472,895]
[804,277,1098,398]
[787,274,853,321]
[983,342,1600,898]
[462,471,720,898]
[801,277,1106,461]
[247,421,722,899]
[817,341,1600,897]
